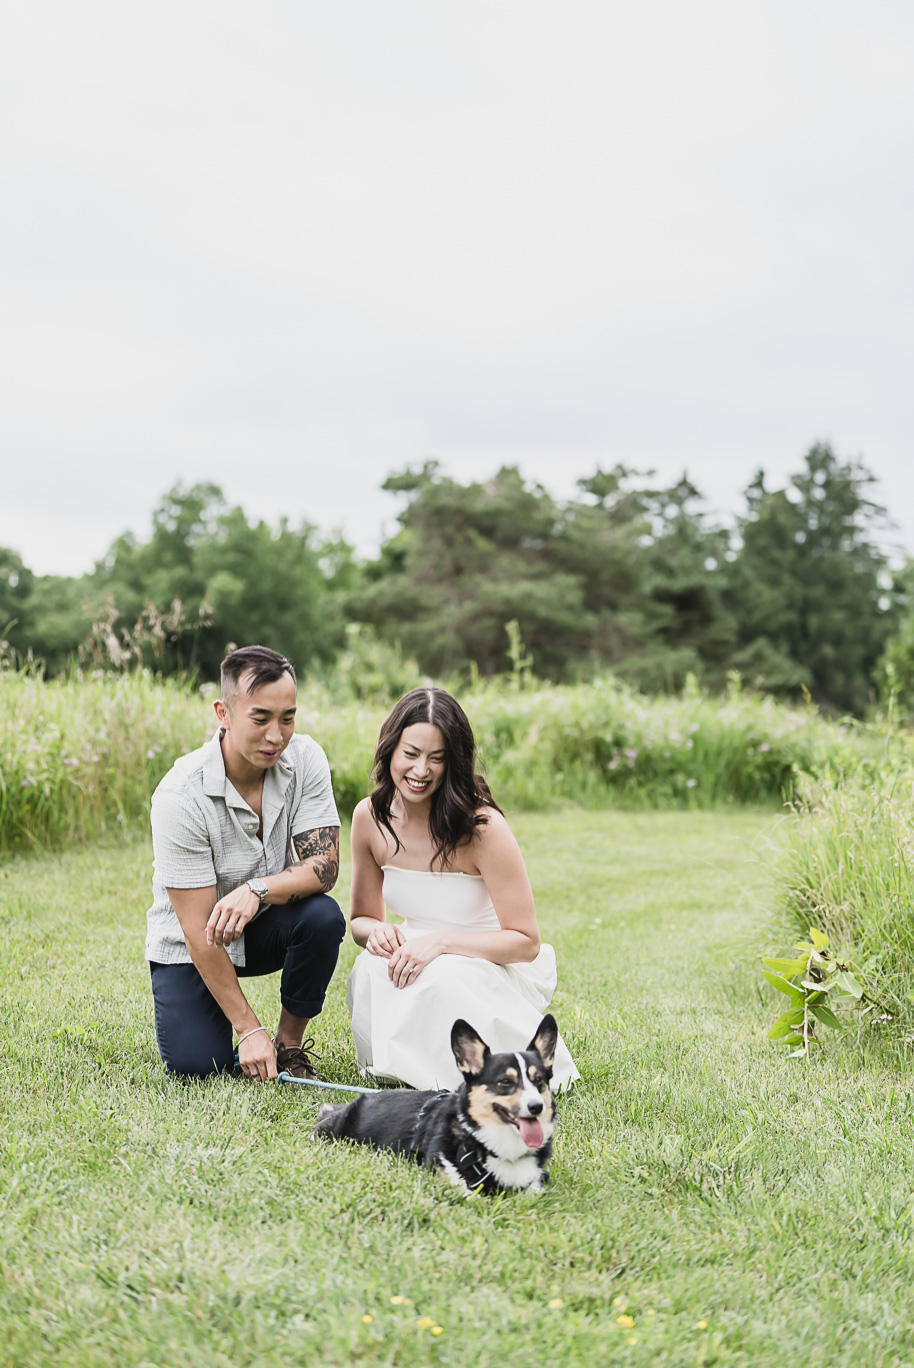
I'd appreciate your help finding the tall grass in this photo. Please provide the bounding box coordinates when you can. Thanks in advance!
[0,666,894,854]
[315,675,889,817]
[0,670,211,852]
[771,766,914,1002]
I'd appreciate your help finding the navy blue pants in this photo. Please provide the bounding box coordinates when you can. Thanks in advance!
[150,893,345,1078]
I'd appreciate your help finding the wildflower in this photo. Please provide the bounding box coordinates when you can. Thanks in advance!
[617,1314,635,1327]
[390,1295,406,1305]
[431,1326,444,1336]
[361,1315,373,1324]
[146,749,156,759]
[646,1308,656,1316]
[696,1320,708,1329]
[612,1295,626,1306]
[758,742,771,752]
[623,748,638,760]
[686,778,697,788]
[626,1336,638,1345]
[548,1298,564,1309]
[416,1317,434,1329]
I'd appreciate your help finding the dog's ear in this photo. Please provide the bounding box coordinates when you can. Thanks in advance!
[451,1020,490,1076]
[528,1015,558,1073]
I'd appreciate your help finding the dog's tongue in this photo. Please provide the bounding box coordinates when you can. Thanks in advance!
[518,1117,544,1149]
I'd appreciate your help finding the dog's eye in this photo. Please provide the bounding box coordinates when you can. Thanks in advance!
[497,1078,516,1093]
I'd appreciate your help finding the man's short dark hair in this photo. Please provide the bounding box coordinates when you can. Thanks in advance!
[220,646,297,703]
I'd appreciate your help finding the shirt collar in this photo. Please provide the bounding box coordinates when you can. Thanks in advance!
[202,729,294,823]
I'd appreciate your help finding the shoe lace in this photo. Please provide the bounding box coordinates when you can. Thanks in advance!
[278,1037,320,1072]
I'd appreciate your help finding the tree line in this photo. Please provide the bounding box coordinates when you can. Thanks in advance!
[2,443,911,716]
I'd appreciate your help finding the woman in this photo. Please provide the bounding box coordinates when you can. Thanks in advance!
[347,687,579,1091]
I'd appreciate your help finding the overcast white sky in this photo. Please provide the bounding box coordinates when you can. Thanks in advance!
[3,1,913,575]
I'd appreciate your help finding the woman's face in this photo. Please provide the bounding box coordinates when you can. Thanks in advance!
[389,722,446,807]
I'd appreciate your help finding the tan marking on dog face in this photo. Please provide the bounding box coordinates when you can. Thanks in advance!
[466,1082,505,1129]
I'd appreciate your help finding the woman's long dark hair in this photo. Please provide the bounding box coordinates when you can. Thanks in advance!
[369,687,504,870]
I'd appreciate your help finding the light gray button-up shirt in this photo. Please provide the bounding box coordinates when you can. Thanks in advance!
[145,730,340,967]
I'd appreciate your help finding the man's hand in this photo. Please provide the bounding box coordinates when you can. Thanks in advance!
[206,882,261,947]
[239,1028,278,1082]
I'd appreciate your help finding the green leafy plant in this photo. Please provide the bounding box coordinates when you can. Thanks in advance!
[763,927,884,1061]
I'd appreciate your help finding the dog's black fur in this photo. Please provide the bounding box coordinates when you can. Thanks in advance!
[315,1015,559,1194]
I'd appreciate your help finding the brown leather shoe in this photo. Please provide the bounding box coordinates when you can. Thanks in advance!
[275,1037,319,1080]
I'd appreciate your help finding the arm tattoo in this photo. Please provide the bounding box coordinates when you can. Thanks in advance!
[284,826,340,896]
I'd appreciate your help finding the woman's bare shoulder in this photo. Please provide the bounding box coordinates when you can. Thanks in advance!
[352,798,380,844]
[353,796,396,862]
[472,805,518,850]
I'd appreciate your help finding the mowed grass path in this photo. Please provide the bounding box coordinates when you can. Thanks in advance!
[3,811,914,1367]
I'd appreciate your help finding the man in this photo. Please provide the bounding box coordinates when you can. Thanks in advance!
[146,644,345,1081]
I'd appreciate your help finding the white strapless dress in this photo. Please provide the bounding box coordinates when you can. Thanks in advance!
[347,866,580,1092]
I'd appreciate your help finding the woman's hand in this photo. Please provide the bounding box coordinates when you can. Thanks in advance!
[206,882,261,947]
[387,935,442,989]
[365,922,406,958]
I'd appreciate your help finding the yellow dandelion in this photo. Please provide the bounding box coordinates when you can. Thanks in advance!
[361,1315,373,1324]
[617,1314,635,1328]
[390,1295,405,1305]
[416,1317,434,1330]
[626,1336,639,1345]
[612,1294,626,1306]
[403,1298,413,1306]
[647,1308,656,1316]
[696,1320,708,1330]
[431,1326,444,1336]
[547,1298,564,1310]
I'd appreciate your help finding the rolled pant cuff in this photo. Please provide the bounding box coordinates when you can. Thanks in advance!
[281,995,325,1019]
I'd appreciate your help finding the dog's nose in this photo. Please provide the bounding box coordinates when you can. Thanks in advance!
[527,1100,543,1116]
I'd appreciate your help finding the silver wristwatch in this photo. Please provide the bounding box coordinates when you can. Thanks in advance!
[247,878,269,908]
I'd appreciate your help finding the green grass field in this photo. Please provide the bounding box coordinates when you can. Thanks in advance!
[3,810,914,1367]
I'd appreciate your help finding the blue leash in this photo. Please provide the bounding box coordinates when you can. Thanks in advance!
[277,1071,380,1095]
[232,1046,382,1094]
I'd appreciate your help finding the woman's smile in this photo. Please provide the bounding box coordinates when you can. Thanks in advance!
[391,723,446,804]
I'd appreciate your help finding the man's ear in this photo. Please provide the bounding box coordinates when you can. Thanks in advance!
[528,1015,558,1074]
[451,1020,490,1076]
[214,699,228,726]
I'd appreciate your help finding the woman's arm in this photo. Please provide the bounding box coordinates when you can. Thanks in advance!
[349,800,405,957]
[386,810,541,988]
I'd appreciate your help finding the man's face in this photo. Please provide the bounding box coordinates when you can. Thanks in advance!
[217,671,297,773]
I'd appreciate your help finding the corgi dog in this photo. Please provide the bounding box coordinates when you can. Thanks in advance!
[315,1015,559,1195]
